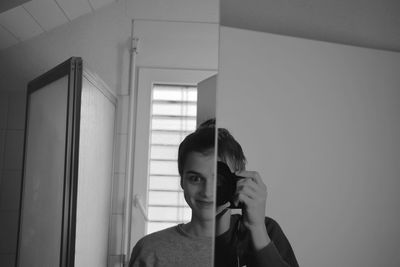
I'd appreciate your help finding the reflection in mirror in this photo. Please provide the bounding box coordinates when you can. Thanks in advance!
[0,1,219,266]
[217,16,400,267]
[128,68,217,266]
[123,5,219,266]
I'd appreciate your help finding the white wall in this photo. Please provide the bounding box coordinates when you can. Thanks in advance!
[217,26,400,267]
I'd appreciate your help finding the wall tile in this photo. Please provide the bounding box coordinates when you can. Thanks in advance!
[3,130,24,170]
[114,134,127,173]
[0,171,22,211]
[7,91,26,130]
[116,95,129,135]
[0,92,8,130]
[112,173,126,215]
[0,130,5,172]
[0,253,15,267]
[109,214,123,255]
[0,172,3,193]
[108,255,123,267]
[0,211,19,254]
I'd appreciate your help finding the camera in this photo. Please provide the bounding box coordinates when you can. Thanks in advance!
[216,161,243,208]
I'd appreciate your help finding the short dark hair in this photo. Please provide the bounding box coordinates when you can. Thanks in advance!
[177,119,246,176]
[177,127,215,176]
[217,127,246,171]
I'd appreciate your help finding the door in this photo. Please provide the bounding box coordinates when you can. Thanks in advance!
[16,57,116,267]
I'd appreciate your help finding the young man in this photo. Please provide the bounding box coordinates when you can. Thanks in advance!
[129,123,298,266]
[213,126,298,267]
[129,127,216,267]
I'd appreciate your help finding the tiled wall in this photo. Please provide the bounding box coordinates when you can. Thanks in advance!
[0,91,26,267]
[108,94,129,267]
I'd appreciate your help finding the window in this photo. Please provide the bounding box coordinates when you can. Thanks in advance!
[130,68,216,246]
[146,84,197,234]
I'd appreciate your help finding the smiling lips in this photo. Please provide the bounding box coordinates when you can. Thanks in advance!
[196,200,214,208]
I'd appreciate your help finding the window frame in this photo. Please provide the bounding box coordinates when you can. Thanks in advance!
[130,68,217,247]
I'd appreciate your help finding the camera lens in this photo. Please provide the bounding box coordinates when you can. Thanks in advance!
[216,162,236,206]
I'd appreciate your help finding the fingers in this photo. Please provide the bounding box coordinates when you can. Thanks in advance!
[233,192,252,207]
[236,179,258,198]
[233,174,267,207]
[233,189,265,210]
[232,169,268,229]
[235,171,267,195]
[235,170,266,189]
[235,182,266,202]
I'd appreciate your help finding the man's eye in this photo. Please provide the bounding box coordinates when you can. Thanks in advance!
[189,175,202,183]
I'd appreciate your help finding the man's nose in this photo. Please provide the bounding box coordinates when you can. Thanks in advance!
[201,180,214,198]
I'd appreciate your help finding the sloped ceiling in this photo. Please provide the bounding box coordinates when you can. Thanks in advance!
[0,0,116,50]
[221,0,400,52]
[0,0,31,13]
[2,0,400,52]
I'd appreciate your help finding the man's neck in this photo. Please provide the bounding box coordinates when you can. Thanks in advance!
[184,218,214,237]
[183,209,233,237]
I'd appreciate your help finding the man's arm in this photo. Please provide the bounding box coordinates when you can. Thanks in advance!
[234,170,299,267]
[248,217,299,267]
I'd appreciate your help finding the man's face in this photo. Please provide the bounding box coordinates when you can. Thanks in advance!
[181,151,215,222]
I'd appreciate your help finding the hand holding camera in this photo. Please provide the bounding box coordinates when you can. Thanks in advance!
[233,169,267,230]
[217,161,267,229]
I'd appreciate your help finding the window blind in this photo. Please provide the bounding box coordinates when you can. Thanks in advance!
[146,84,197,234]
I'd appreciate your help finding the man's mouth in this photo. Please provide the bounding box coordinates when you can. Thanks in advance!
[196,200,214,207]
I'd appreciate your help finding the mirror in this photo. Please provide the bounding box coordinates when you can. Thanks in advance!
[130,68,217,248]
[217,6,400,267]
[0,1,219,266]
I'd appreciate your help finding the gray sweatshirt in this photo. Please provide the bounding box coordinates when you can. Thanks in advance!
[129,224,212,267]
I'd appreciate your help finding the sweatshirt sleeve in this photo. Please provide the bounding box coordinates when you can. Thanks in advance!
[247,217,299,267]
